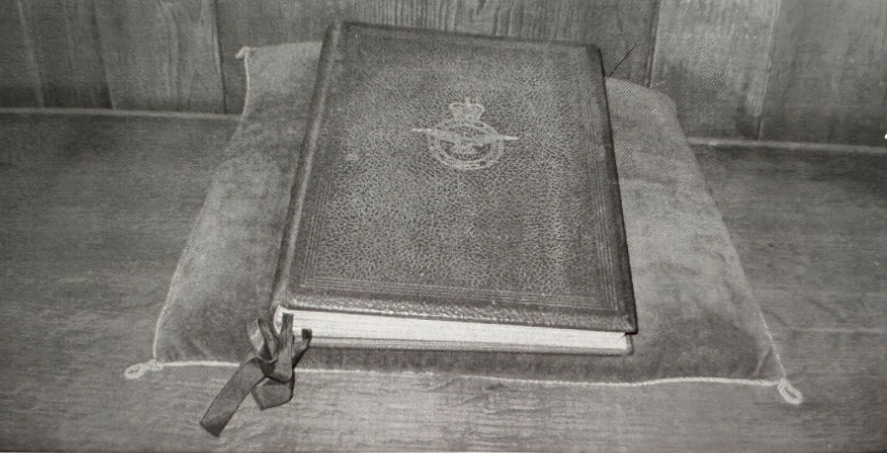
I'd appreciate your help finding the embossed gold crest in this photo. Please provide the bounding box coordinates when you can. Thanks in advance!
[413,97,518,170]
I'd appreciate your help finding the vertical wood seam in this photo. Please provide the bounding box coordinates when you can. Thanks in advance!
[647,0,664,90]
[645,0,661,87]
[93,0,116,110]
[90,0,112,110]
[15,0,44,107]
[210,0,228,113]
[756,0,782,140]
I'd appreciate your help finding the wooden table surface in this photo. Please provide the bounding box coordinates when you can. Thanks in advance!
[1,110,885,451]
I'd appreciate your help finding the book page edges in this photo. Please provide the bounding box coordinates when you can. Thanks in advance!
[274,308,632,355]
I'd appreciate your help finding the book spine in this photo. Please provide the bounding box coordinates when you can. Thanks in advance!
[267,21,344,315]
[584,45,637,333]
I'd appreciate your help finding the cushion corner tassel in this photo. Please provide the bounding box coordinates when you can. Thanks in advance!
[200,313,312,437]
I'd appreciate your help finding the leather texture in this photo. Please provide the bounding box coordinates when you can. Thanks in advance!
[284,23,636,332]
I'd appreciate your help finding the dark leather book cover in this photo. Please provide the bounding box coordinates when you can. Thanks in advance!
[273,22,636,334]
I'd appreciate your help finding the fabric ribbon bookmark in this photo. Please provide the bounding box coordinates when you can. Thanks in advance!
[200,314,311,436]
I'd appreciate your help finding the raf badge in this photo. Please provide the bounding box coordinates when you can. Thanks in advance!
[413,97,518,171]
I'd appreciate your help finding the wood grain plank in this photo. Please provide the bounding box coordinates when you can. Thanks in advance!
[693,140,887,331]
[0,0,41,107]
[761,0,887,146]
[93,0,223,112]
[19,0,110,108]
[651,0,777,138]
[216,0,657,113]
[2,113,887,450]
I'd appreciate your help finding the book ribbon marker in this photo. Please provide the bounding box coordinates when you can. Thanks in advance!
[200,314,311,436]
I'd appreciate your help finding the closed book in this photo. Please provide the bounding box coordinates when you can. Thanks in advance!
[271,22,636,354]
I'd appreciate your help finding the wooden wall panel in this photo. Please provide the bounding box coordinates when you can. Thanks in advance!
[761,0,887,146]
[216,0,657,113]
[338,0,657,82]
[93,0,224,112]
[2,0,886,147]
[215,0,337,113]
[19,0,110,108]
[0,0,41,107]
[651,0,777,139]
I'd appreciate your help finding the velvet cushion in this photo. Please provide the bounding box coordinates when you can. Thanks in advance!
[138,42,800,403]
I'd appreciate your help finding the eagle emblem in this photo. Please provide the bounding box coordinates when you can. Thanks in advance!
[412,97,518,170]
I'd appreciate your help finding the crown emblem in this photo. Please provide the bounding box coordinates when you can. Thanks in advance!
[412,97,518,171]
[448,97,486,121]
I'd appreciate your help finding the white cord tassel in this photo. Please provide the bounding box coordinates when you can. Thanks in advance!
[124,359,164,380]
[777,378,803,405]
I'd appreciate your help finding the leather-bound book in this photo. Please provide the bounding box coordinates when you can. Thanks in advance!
[271,22,636,354]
